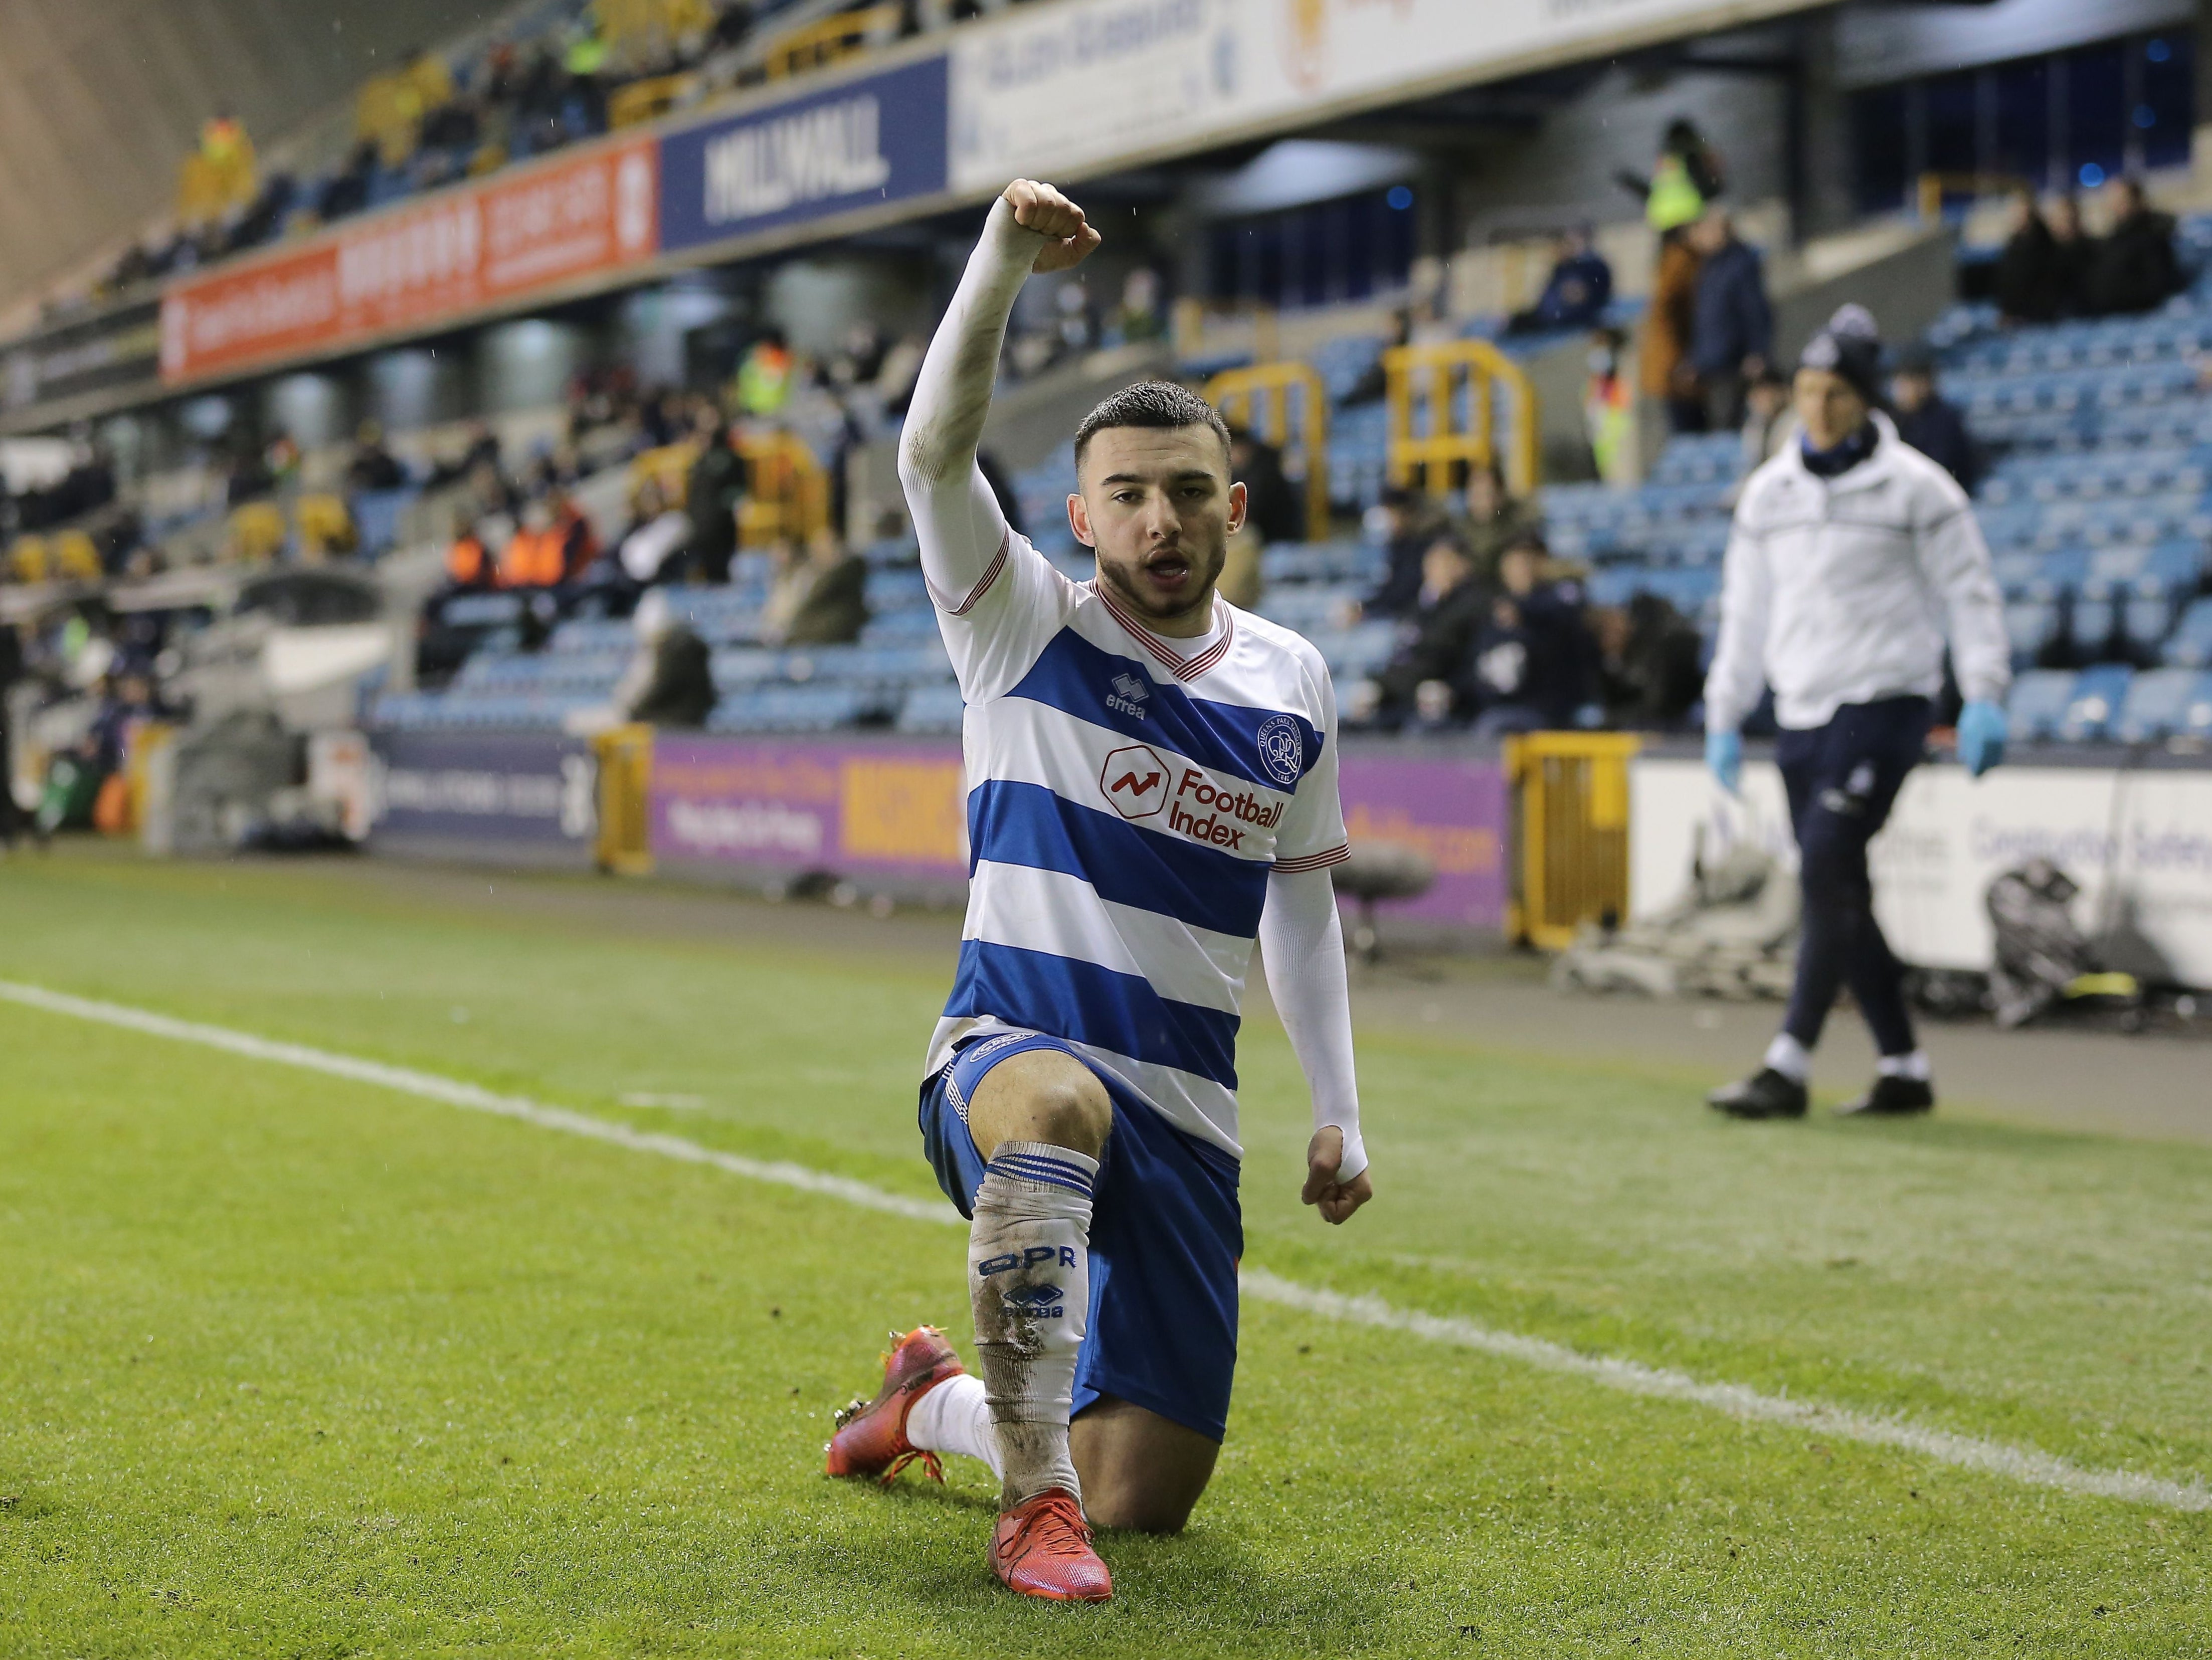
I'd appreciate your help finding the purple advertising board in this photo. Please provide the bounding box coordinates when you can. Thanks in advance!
[650,734,1509,929]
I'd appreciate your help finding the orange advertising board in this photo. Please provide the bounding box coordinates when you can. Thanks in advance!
[158,138,659,385]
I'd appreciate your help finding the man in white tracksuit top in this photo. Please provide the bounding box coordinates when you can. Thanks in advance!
[1704,305,2011,1120]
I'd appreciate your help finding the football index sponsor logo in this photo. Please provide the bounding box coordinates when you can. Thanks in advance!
[1168,768,1284,851]
[1100,744,1169,819]
[1106,670,1151,720]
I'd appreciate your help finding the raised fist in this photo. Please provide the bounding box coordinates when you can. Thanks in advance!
[1003,179,1102,273]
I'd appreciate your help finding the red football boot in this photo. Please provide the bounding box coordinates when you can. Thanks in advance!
[824,1326,966,1485]
[990,1488,1113,1602]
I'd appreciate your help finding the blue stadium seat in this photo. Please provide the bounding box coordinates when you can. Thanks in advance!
[2113,669,2210,743]
[2057,665,2134,742]
[2005,670,2078,742]
[895,682,966,734]
[2161,597,2212,667]
[706,685,872,734]
[350,486,417,556]
[1305,621,1399,679]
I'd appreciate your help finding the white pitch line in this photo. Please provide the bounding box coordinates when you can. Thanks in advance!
[6,977,2205,1515]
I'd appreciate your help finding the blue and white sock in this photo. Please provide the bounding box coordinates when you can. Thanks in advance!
[968,1139,1097,1509]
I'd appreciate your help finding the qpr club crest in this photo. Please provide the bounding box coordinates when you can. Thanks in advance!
[1256,715,1304,787]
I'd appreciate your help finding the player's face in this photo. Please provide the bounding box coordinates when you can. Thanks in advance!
[1793,367,1869,452]
[1070,425,1248,632]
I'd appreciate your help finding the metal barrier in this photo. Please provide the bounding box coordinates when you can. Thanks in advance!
[1204,362,1331,541]
[1383,341,1540,499]
[594,724,656,876]
[1503,732,1639,950]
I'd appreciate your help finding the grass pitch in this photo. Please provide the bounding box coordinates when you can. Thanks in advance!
[2,848,2207,1656]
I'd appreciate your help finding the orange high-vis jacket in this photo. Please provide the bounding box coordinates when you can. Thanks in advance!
[446,533,491,586]
[498,526,568,588]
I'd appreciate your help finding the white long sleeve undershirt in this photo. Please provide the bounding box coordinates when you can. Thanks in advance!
[1259,868,1367,1183]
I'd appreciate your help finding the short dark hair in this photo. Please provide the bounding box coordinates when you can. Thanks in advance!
[1073,381,1232,478]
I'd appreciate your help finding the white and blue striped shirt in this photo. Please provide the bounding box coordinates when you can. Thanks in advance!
[917,488,1350,1162]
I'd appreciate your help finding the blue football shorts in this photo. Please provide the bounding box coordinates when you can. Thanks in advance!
[918,1030,1243,1443]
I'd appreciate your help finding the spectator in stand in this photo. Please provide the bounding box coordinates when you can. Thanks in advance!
[345,421,408,493]
[1890,344,1980,493]
[1643,226,1705,433]
[735,329,796,418]
[1462,535,1601,736]
[615,590,715,730]
[1456,457,1542,587]
[1355,528,1490,729]
[1618,117,1725,234]
[1229,427,1304,545]
[225,444,276,506]
[683,412,745,584]
[2087,178,2183,317]
[1739,366,1793,474]
[2045,194,2095,317]
[1355,485,1451,620]
[1994,188,2065,324]
[1508,228,1613,335]
[615,476,692,586]
[443,511,497,592]
[763,531,869,647]
[1687,207,1771,431]
[1583,326,1636,485]
[498,499,574,589]
[1594,593,1704,730]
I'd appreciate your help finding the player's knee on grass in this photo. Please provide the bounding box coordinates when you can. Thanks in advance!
[1072,1396,1221,1533]
[968,1050,1113,1161]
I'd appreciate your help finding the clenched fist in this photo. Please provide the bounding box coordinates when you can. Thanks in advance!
[1004,179,1102,273]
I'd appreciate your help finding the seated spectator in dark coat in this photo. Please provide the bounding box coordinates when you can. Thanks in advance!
[1508,229,1613,334]
[1594,594,1703,729]
[2045,194,2094,317]
[1456,458,1542,588]
[345,421,408,492]
[1994,188,2066,323]
[1890,346,1981,493]
[1686,207,1771,430]
[764,533,869,647]
[683,413,744,585]
[1353,530,1490,728]
[2087,178,2182,317]
[620,591,715,729]
[1358,485,1451,619]
[1229,427,1305,545]
[1461,539,1601,737]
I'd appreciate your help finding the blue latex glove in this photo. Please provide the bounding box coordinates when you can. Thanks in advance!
[1958,699,2008,777]
[1705,728,1742,795]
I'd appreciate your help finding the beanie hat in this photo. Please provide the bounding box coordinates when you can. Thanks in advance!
[1799,303,1884,403]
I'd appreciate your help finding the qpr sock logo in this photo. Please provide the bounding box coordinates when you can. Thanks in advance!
[1256,715,1305,786]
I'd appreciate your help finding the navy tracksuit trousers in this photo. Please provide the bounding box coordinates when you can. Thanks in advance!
[1774,696,1932,1058]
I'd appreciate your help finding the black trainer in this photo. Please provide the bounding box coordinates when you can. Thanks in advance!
[1834,1075,1935,1117]
[1706,1067,1808,1120]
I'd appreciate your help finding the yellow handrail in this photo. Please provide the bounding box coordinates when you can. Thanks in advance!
[1915,170,2033,223]
[1503,731,1640,950]
[1384,341,1540,499]
[762,4,901,79]
[1204,362,1331,542]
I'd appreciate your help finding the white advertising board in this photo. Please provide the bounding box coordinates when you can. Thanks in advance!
[949,0,1821,192]
[1632,757,2212,988]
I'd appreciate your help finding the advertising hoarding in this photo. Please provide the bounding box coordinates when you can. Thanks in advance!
[658,56,950,252]
[1632,757,2212,987]
[159,138,659,384]
[367,729,600,866]
[651,733,1508,928]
